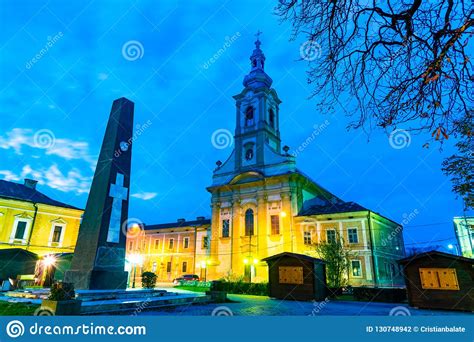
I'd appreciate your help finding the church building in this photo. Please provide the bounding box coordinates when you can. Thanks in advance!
[128,38,405,287]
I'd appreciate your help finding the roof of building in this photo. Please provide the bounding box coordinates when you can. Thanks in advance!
[299,200,368,216]
[261,252,325,263]
[398,250,474,264]
[144,218,211,231]
[0,179,81,210]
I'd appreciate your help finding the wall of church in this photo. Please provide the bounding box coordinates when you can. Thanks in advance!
[0,198,82,256]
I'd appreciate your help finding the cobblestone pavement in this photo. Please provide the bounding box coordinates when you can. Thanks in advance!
[139,294,470,316]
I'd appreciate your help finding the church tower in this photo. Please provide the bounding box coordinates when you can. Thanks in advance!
[207,35,298,282]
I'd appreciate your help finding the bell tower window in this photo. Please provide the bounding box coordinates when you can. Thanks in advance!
[269,108,275,128]
[245,107,254,127]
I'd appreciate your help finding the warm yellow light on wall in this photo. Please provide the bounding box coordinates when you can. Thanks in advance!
[243,258,249,264]
[280,211,287,218]
[200,260,207,268]
[128,253,143,265]
[253,258,259,265]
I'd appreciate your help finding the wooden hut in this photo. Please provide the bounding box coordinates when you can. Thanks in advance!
[399,251,473,312]
[262,252,326,301]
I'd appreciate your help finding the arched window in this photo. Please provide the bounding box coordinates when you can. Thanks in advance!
[269,108,275,128]
[245,209,254,236]
[245,148,253,161]
[245,107,254,127]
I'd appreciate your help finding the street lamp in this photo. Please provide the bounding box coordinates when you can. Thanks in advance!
[128,253,143,288]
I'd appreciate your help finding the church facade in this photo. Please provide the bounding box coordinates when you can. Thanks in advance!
[128,38,405,287]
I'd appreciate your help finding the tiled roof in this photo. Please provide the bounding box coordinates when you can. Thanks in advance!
[0,180,81,210]
[299,201,368,216]
[144,218,211,230]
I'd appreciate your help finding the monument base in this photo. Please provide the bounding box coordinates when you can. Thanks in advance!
[64,269,129,290]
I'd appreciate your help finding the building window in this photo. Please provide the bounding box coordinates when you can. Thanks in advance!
[168,239,174,249]
[222,219,230,238]
[184,237,189,249]
[182,262,187,273]
[304,231,312,245]
[351,260,362,277]
[202,236,209,249]
[326,229,337,243]
[269,108,275,128]
[245,107,254,126]
[51,225,63,243]
[245,209,254,236]
[419,268,460,290]
[245,148,254,160]
[154,239,159,249]
[166,262,172,273]
[13,220,28,240]
[348,228,358,244]
[129,241,133,250]
[270,215,280,235]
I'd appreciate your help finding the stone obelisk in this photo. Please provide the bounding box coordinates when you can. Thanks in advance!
[65,97,134,290]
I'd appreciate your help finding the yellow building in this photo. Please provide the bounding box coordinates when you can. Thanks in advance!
[126,218,210,283]
[129,38,405,288]
[0,178,83,258]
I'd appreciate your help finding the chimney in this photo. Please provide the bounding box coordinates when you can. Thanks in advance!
[24,179,38,190]
[196,216,205,221]
[177,218,185,224]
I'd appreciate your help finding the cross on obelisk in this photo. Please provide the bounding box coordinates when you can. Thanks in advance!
[107,173,128,243]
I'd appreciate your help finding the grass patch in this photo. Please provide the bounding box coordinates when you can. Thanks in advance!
[175,286,209,293]
[0,301,39,316]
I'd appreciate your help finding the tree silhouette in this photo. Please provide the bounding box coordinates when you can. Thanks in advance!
[277,0,473,208]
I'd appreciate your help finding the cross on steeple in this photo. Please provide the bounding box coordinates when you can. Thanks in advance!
[255,30,262,49]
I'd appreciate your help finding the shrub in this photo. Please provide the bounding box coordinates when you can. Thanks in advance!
[141,272,157,289]
[353,287,407,303]
[48,282,75,301]
[212,280,269,296]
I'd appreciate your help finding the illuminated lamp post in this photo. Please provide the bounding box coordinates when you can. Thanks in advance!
[129,253,143,288]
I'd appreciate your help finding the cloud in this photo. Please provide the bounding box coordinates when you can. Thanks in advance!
[0,164,91,194]
[0,128,96,167]
[131,192,157,200]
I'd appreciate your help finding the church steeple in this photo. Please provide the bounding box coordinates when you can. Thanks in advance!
[243,32,273,89]
[210,32,296,186]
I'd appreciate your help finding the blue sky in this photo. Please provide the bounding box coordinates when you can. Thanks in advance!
[0,0,470,251]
